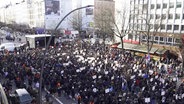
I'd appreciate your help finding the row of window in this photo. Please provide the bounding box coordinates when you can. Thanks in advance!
[161,24,184,30]
[151,2,182,9]
[150,14,184,19]
[129,24,184,31]
[141,36,180,44]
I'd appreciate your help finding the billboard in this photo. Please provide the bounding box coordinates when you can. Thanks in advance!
[45,0,60,16]
[45,0,61,29]
[86,8,93,15]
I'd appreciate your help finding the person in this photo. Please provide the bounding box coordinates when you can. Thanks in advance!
[45,92,51,102]
[27,41,30,49]
[77,94,81,104]
[36,41,39,48]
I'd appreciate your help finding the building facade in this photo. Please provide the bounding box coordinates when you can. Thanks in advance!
[0,0,117,35]
[127,0,184,46]
[0,0,95,31]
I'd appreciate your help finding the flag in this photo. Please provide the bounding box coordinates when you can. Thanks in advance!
[109,86,113,92]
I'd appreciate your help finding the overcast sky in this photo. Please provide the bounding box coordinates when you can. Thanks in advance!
[0,0,22,7]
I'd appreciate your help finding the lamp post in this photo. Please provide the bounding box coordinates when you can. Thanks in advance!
[39,5,94,104]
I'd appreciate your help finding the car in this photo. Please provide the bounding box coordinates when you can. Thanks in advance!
[9,88,33,104]
[5,35,15,41]
[0,42,16,52]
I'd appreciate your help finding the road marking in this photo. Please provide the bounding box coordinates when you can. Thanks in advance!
[52,96,63,104]
[44,88,63,104]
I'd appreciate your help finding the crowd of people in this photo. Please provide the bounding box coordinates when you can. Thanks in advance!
[0,40,184,104]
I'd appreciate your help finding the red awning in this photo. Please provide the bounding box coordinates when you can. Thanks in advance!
[111,42,120,48]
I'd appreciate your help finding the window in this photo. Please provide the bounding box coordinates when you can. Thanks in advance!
[175,38,180,43]
[156,14,160,19]
[167,25,172,30]
[181,25,184,30]
[169,2,174,8]
[163,3,167,9]
[161,24,165,30]
[143,4,148,10]
[156,4,161,9]
[176,2,182,8]
[129,24,133,29]
[130,15,134,19]
[160,37,164,41]
[183,14,184,19]
[154,24,159,29]
[167,37,173,42]
[175,14,180,19]
[128,34,133,40]
[151,4,155,9]
[168,14,173,19]
[155,37,159,41]
[142,35,146,40]
[150,14,154,19]
[161,14,166,19]
[174,25,179,30]
[154,37,159,43]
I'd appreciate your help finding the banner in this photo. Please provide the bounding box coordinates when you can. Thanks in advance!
[86,8,93,15]
[45,0,60,16]
[45,0,61,29]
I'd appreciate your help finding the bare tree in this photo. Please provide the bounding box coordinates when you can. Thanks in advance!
[70,11,83,31]
[94,0,115,45]
[179,35,184,70]
[134,2,167,61]
[110,4,130,51]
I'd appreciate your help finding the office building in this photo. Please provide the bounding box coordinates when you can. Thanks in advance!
[126,0,184,46]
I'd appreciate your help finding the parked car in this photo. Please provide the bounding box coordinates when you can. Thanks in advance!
[5,35,15,41]
[0,42,16,52]
[9,88,33,104]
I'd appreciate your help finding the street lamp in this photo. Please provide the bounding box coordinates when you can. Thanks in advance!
[39,5,94,104]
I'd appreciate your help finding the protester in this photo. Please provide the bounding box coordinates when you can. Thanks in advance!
[0,39,183,104]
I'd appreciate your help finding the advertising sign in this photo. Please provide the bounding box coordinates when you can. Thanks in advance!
[45,0,61,29]
[86,8,93,15]
[45,0,60,16]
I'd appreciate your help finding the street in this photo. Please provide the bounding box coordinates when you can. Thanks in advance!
[0,32,77,104]
[0,30,183,104]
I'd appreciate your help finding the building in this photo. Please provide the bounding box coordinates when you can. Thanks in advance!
[0,0,116,37]
[126,0,184,47]
[0,0,95,32]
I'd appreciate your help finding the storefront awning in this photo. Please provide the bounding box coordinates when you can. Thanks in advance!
[155,48,168,55]
[119,43,158,54]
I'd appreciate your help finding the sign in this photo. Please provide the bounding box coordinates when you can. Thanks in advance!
[86,8,93,15]
[45,0,60,29]
[45,0,60,16]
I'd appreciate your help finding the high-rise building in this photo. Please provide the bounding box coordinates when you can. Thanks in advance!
[126,0,184,46]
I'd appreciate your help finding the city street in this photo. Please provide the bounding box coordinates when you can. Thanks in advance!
[0,31,78,104]
[0,70,77,104]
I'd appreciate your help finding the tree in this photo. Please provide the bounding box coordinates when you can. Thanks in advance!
[179,34,184,70]
[70,10,83,31]
[132,2,166,60]
[0,22,6,28]
[111,1,130,51]
[94,0,115,45]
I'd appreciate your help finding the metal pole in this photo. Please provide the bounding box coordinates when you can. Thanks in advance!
[39,5,94,104]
